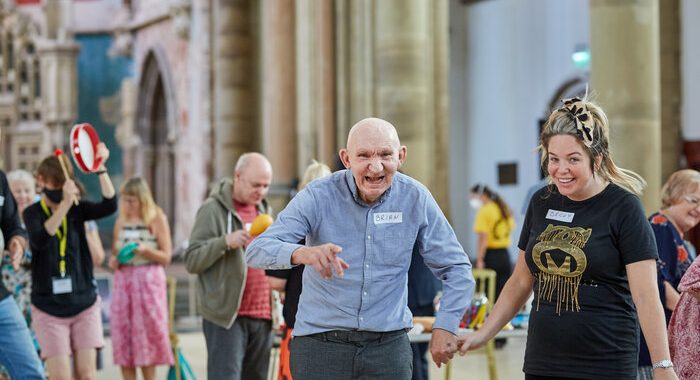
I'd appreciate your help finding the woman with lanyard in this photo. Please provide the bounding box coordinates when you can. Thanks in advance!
[24,143,117,380]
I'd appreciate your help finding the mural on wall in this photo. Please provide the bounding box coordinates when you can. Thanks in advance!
[75,34,133,229]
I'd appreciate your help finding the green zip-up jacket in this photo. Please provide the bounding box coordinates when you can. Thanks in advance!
[184,178,272,328]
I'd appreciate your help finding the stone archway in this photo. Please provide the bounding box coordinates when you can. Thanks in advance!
[136,50,176,229]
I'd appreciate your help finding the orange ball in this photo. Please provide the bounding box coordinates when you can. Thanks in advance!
[250,213,274,236]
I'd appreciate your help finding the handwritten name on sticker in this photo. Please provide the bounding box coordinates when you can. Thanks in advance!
[546,209,575,223]
[374,212,403,224]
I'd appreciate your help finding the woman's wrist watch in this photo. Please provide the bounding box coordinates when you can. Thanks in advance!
[652,359,673,370]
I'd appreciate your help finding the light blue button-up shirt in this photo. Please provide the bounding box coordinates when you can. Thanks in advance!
[246,170,474,336]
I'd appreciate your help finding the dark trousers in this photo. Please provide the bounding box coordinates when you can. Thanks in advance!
[290,329,412,380]
[485,248,512,346]
[203,317,272,380]
[484,248,512,300]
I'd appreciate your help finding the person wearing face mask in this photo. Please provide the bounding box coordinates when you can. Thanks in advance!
[23,144,116,380]
[469,184,515,348]
[637,169,700,379]
[458,96,677,380]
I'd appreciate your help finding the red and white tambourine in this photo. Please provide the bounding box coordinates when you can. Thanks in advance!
[70,123,103,173]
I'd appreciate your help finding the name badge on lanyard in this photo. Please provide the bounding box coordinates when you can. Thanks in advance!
[52,276,73,294]
[40,198,71,293]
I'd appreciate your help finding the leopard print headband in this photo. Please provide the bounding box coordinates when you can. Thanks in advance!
[559,97,594,148]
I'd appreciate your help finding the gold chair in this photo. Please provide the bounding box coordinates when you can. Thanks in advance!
[445,268,498,380]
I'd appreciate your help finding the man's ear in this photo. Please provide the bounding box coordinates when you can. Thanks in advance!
[339,149,351,169]
[398,146,407,165]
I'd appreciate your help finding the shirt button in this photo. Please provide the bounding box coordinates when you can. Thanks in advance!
[367,235,371,240]
[360,317,364,321]
[365,264,369,268]
[363,292,367,296]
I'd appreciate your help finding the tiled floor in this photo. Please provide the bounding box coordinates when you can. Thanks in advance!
[98,331,526,379]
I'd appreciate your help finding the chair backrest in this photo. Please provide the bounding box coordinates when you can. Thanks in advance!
[471,268,497,311]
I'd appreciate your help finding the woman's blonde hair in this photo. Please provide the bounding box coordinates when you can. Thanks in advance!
[7,169,35,189]
[118,177,160,225]
[660,169,700,209]
[538,96,646,196]
[299,160,331,190]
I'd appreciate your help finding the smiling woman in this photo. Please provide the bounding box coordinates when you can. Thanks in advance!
[639,169,700,379]
[458,96,679,380]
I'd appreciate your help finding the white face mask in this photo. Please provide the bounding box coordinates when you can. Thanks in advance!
[469,198,483,210]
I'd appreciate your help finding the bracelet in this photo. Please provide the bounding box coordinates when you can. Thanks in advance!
[652,359,673,369]
[95,170,107,175]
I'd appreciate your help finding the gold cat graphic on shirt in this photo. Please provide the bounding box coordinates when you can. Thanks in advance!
[532,224,591,315]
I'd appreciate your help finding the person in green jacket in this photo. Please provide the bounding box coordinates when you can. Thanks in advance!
[185,152,274,380]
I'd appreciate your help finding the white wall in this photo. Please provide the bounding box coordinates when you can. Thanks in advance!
[448,0,590,260]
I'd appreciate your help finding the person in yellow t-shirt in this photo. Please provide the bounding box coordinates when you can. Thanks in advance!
[470,184,515,301]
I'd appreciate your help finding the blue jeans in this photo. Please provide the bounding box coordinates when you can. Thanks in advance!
[0,296,44,379]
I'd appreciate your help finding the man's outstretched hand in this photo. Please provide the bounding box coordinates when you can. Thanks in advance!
[291,243,349,279]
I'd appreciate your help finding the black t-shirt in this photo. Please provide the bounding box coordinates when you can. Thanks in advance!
[519,184,657,380]
[0,171,28,301]
[25,195,117,317]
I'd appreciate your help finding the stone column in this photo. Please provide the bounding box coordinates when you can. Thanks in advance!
[296,0,336,172]
[335,0,450,211]
[259,0,296,189]
[212,0,255,179]
[37,40,79,148]
[590,0,661,211]
[335,0,374,145]
[659,0,682,181]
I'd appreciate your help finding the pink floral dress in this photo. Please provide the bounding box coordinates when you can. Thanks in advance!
[110,223,173,367]
[668,259,700,380]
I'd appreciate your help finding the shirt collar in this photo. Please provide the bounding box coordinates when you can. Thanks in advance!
[343,169,393,207]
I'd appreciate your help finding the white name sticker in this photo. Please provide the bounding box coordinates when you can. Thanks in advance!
[374,212,403,225]
[0,195,4,206]
[546,209,575,223]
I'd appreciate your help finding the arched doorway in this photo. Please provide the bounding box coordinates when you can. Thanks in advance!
[136,51,176,229]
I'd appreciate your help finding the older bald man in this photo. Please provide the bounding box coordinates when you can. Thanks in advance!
[247,118,474,379]
[186,152,274,380]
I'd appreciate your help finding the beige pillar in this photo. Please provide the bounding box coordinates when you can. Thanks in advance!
[259,0,296,188]
[659,0,682,182]
[37,40,79,147]
[590,0,661,211]
[432,0,450,214]
[335,0,374,146]
[335,0,450,210]
[212,0,255,179]
[295,0,336,173]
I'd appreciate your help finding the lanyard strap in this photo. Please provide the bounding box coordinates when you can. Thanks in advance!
[40,198,68,277]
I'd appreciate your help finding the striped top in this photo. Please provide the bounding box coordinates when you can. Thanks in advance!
[116,223,158,266]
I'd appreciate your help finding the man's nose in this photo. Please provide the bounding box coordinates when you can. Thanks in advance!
[368,159,383,172]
